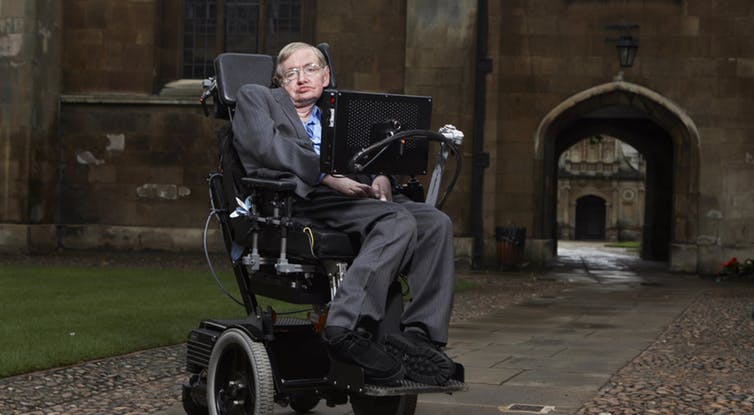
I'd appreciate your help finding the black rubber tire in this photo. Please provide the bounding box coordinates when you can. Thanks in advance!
[351,394,418,415]
[207,328,275,415]
[182,382,209,415]
[289,391,320,413]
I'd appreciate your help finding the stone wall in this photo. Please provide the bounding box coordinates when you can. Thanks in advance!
[404,0,477,256]
[38,0,418,253]
[316,0,407,93]
[0,2,30,225]
[0,0,61,253]
[6,0,754,273]
[63,0,159,93]
[48,0,479,255]
[59,99,215,223]
[488,0,754,272]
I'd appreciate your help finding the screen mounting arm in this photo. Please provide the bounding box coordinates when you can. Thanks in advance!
[348,125,464,208]
[426,125,464,206]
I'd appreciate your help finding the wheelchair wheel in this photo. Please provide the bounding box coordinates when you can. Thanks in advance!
[207,328,275,415]
[350,394,417,415]
[289,391,320,413]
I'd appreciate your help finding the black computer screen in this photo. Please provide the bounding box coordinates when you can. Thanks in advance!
[319,90,431,175]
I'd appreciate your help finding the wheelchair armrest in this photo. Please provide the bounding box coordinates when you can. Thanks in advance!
[241,177,297,193]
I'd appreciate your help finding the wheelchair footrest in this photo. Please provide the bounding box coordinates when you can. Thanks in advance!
[360,378,466,397]
[328,357,466,396]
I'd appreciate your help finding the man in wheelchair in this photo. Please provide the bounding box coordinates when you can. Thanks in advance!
[231,42,457,386]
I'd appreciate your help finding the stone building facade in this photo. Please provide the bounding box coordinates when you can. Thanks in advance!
[2,0,753,273]
[557,137,645,242]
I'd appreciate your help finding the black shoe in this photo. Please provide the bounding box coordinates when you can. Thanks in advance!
[326,327,405,385]
[384,330,455,385]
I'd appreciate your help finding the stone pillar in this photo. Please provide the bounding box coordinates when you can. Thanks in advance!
[0,0,62,252]
[405,0,479,262]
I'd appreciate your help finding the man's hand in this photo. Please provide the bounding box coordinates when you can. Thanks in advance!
[322,175,373,198]
[371,175,393,202]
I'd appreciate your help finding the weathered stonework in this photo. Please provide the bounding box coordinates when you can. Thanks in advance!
[0,0,61,253]
[488,1,754,273]
[4,1,754,274]
[58,97,220,230]
[558,137,646,242]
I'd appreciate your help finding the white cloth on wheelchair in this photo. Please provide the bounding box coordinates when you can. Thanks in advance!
[229,196,253,260]
[230,196,252,218]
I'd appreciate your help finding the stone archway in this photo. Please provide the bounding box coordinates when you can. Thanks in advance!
[532,81,701,272]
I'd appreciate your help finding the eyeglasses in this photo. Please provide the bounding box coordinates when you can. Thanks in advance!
[282,63,324,83]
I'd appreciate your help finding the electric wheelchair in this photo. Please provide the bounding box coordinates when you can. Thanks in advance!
[182,44,465,415]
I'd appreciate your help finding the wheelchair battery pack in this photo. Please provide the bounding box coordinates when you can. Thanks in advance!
[186,319,266,372]
[186,317,332,389]
[319,89,431,176]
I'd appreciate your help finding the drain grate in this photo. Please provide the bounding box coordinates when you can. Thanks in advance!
[501,403,556,413]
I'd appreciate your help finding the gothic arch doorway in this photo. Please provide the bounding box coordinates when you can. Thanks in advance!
[533,81,701,271]
[575,195,606,240]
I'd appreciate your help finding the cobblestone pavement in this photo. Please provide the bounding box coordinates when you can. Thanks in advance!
[577,281,754,415]
[0,346,186,415]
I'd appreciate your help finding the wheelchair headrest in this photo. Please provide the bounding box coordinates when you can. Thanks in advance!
[214,53,275,108]
[212,44,335,115]
[317,43,336,89]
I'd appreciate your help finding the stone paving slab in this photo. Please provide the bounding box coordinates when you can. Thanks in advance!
[181,270,707,415]
[152,269,708,415]
[503,370,610,390]
[462,366,522,385]
[416,383,592,414]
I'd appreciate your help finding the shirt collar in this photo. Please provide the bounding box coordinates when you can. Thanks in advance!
[305,106,321,125]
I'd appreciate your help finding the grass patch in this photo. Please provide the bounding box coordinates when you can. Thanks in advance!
[0,265,297,378]
[1,264,475,378]
[454,278,479,293]
[604,241,641,250]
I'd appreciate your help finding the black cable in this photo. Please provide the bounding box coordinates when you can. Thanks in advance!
[348,129,462,209]
[203,210,245,308]
[348,129,443,172]
[352,141,393,172]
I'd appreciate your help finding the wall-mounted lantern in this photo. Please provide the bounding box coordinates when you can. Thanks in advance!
[616,35,639,67]
[607,24,640,68]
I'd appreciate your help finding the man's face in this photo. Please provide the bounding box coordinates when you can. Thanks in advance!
[281,48,330,108]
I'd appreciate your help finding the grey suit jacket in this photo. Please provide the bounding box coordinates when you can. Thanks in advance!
[232,84,320,198]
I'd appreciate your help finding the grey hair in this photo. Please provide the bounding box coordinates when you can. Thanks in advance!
[274,42,327,86]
